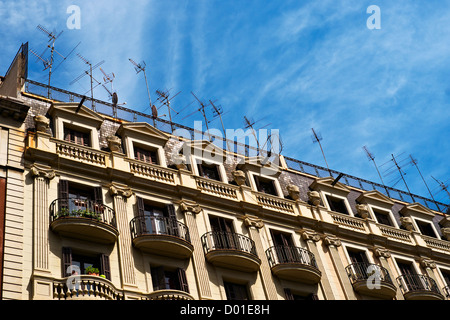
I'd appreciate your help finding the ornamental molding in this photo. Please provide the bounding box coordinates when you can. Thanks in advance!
[300,229,321,242]
[323,235,341,247]
[420,258,436,269]
[243,215,264,229]
[179,200,203,215]
[29,164,55,180]
[108,183,133,198]
[372,246,391,259]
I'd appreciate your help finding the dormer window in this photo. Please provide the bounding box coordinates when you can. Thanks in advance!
[134,145,158,164]
[197,162,221,181]
[254,176,277,196]
[325,195,349,215]
[415,220,438,238]
[373,208,394,226]
[64,126,91,147]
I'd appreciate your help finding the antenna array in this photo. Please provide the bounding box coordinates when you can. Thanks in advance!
[311,128,331,175]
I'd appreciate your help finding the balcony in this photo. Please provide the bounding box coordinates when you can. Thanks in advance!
[50,198,118,244]
[147,289,194,300]
[266,246,321,284]
[130,215,193,259]
[345,262,397,299]
[201,231,261,272]
[53,275,124,300]
[397,274,445,300]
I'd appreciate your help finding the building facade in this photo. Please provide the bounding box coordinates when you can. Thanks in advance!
[1,45,450,300]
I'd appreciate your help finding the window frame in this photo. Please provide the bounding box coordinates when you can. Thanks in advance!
[324,193,351,215]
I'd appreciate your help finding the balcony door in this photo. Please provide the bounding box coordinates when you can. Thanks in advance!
[209,216,238,250]
[397,261,425,291]
[271,230,299,264]
[136,197,178,236]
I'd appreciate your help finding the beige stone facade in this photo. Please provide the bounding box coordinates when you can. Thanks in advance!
[1,45,450,301]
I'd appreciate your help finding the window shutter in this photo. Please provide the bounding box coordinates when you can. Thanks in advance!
[99,253,111,280]
[136,196,147,234]
[284,288,294,300]
[151,266,166,291]
[62,247,72,277]
[59,180,69,212]
[94,187,103,204]
[136,196,145,217]
[197,163,204,177]
[177,268,189,293]
[164,204,179,237]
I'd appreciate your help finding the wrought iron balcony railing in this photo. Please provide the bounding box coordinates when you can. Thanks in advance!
[266,245,318,269]
[201,231,257,256]
[50,198,116,228]
[396,274,441,295]
[130,215,191,243]
[345,262,393,284]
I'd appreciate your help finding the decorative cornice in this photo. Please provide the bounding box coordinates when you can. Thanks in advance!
[108,183,133,198]
[243,215,264,229]
[323,235,341,247]
[30,164,55,180]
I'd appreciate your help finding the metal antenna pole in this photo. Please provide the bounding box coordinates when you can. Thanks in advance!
[312,128,330,175]
[362,145,388,195]
[410,155,436,203]
[391,153,413,197]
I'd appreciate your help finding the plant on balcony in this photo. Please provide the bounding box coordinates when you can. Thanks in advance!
[85,266,100,276]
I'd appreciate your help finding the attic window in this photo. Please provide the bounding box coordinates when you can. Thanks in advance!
[415,220,437,238]
[64,126,91,147]
[197,162,221,181]
[254,176,277,196]
[325,195,349,215]
[134,146,158,164]
[373,209,394,226]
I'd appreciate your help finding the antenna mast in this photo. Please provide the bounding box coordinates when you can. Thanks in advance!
[410,154,436,203]
[156,89,180,131]
[129,58,152,114]
[431,176,450,200]
[311,128,331,175]
[390,153,413,196]
[362,145,386,188]
[30,25,79,98]
[70,54,105,105]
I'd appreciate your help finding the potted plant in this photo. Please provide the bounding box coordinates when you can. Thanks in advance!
[85,266,100,276]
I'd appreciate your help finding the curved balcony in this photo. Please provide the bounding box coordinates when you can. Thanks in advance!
[130,215,193,259]
[50,198,118,244]
[201,231,261,272]
[345,262,397,299]
[147,289,194,300]
[266,246,321,284]
[397,274,444,300]
[53,275,124,300]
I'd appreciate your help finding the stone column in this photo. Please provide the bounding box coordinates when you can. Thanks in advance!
[109,184,136,288]
[244,215,278,300]
[180,200,212,299]
[373,246,403,300]
[300,229,335,300]
[323,234,356,300]
[30,165,55,272]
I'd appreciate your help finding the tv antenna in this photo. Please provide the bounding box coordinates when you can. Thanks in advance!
[209,99,232,151]
[431,176,450,202]
[382,153,413,198]
[181,92,212,138]
[129,58,152,114]
[155,89,180,130]
[243,116,271,156]
[362,145,387,190]
[29,24,80,98]
[70,53,105,104]
[409,154,436,203]
[311,128,331,175]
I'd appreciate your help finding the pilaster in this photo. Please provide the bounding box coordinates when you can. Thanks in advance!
[373,246,403,300]
[244,215,278,300]
[179,200,212,299]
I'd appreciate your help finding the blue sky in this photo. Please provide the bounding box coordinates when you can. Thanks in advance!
[1,0,450,206]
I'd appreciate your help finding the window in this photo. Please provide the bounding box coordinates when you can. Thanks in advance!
[284,289,318,300]
[136,197,178,236]
[62,247,110,280]
[64,126,91,147]
[415,220,437,238]
[58,180,103,215]
[254,176,277,196]
[347,249,369,265]
[197,162,221,181]
[151,266,189,293]
[134,146,158,164]
[325,195,349,215]
[373,209,393,226]
[224,281,250,300]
